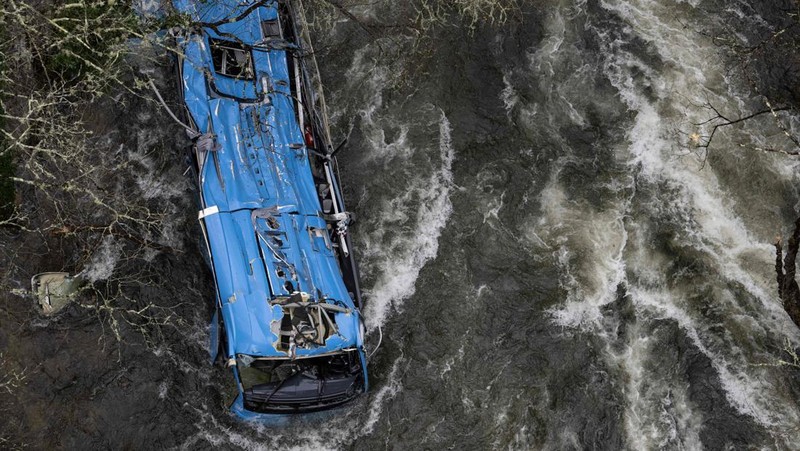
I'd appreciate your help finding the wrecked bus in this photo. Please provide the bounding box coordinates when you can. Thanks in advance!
[174,0,368,418]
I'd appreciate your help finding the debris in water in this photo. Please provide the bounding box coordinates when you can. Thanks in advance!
[30,272,83,315]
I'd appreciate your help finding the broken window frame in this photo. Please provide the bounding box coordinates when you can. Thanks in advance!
[260,19,282,39]
[237,350,365,413]
[209,38,255,80]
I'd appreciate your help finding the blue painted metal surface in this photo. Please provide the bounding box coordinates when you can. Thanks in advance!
[174,0,367,418]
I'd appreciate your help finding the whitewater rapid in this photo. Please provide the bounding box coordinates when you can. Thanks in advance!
[10,0,800,449]
[185,0,800,448]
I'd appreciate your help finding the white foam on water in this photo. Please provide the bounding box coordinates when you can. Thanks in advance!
[362,112,455,331]
[500,72,520,118]
[606,315,705,450]
[157,380,169,399]
[339,45,414,164]
[482,190,506,225]
[631,285,800,429]
[490,405,511,449]
[138,122,189,245]
[83,235,123,282]
[518,0,800,446]
[360,356,404,435]
[532,173,630,328]
[179,356,405,450]
[528,8,567,80]
[334,42,457,333]
[128,133,185,201]
[597,0,799,321]
[597,0,800,442]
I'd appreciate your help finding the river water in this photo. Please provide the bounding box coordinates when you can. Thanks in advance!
[3,0,800,449]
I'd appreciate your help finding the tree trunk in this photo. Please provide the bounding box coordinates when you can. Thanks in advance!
[775,216,800,329]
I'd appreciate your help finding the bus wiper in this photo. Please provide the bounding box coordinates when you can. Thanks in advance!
[263,368,299,405]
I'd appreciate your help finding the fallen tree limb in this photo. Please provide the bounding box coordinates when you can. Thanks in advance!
[774,216,800,329]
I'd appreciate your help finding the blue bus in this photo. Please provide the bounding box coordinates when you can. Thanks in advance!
[174,0,367,419]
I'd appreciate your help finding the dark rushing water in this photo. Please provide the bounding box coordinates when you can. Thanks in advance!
[2,0,800,449]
